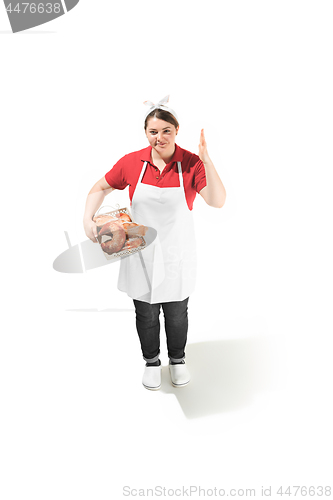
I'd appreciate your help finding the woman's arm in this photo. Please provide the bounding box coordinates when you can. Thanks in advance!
[198,129,226,208]
[83,176,115,242]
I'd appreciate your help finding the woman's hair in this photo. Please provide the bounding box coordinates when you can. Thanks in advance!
[144,108,179,130]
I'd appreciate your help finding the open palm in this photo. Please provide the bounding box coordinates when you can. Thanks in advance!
[198,129,210,163]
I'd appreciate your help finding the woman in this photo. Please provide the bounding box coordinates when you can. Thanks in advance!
[83,96,226,390]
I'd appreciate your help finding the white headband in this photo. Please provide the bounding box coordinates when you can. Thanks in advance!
[143,95,179,122]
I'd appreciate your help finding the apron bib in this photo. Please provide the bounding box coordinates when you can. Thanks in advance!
[118,160,197,303]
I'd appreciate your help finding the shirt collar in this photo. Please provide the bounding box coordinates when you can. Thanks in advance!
[141,144,184,164]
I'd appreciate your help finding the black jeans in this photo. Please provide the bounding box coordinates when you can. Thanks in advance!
[133,297,189,363]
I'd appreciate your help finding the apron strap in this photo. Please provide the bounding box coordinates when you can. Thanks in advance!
[177,161,184,189]
[138,161,148,184]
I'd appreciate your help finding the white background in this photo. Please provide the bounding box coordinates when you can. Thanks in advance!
[1,1,332,499]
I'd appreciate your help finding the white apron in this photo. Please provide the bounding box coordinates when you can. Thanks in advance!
[117,160,197,303]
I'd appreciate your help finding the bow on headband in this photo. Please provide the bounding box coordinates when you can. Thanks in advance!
[143,95,179,121]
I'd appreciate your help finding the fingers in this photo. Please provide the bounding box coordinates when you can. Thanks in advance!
[92,226,100,242]
[89,233,98,243]
[199,129,207,149]
[84,221,99,243]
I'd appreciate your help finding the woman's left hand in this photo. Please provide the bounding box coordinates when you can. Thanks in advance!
[198,128,227,208]
[198,129,210,164]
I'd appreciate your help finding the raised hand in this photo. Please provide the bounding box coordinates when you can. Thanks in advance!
[198,129,210,164]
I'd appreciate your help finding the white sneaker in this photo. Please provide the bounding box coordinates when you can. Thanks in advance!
[142,365,162,390]
[169,362,190,387]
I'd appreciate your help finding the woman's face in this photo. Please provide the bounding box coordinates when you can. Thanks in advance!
[145,117,179,157]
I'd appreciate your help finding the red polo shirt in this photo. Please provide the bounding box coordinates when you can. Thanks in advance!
[104,144,207,211]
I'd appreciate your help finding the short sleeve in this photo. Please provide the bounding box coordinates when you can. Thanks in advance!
[193,158,207,193]
[105,155,129,190]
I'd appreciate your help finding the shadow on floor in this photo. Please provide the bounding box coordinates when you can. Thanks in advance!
[160,337,282,419]
[53,228,157,273]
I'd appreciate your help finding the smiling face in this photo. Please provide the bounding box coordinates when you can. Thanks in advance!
[145,117,179,160]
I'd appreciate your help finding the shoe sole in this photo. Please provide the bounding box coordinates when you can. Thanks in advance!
[143,383,161,391]
[171,380,190,388]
